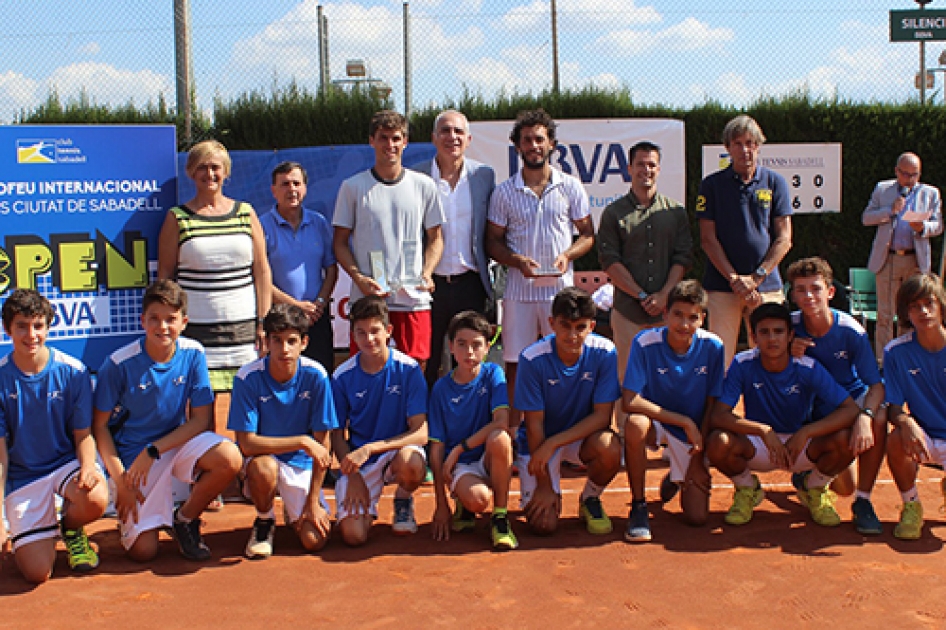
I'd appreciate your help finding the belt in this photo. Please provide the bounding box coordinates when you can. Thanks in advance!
[434,270,478,284]
[890,249,915,256]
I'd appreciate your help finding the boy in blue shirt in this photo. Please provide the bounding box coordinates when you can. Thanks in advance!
[92,280,242,562]
[429,311,515,550]
[787,257,886,534]
[228,304,339,559]
[331,296,428,546]
[706,303,859,527]
[884,274,946,540]
[0,289,107,583]
[623,280,726,541]
[515,287,622,536]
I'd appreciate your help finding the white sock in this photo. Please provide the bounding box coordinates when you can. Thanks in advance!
[901,487,920,503]
[806,469,833,489]
[174,507,192,524]
[731,469,754,488]
[854,490,871,501]
[580,479,605,501]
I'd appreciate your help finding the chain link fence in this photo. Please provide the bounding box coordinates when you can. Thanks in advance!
[1,1,941,135]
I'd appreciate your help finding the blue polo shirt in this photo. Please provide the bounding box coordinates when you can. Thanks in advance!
[696,165,791,293]
[260,206,336,302]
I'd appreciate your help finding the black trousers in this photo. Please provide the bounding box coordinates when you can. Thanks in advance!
[424,270,488,388]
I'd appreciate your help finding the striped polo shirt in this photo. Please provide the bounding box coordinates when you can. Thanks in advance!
[487,168,590,302]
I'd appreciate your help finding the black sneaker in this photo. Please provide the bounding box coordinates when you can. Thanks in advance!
[624,500,652,542]
[171,508,212,561]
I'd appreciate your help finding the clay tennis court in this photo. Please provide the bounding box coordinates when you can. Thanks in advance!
[5,437,946,629]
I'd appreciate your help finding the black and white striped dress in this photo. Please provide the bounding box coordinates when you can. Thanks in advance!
[170,202,257,370]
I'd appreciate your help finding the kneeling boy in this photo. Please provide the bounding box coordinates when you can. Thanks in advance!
[884,274,946,540]
[429,311,516,550]
[331,296,428,546]
[0,289,107,583]
[515,287,622,536]
[623,280,725,541]
[93,280,242,562]
[706,302,859,527]
[229,304,339,558]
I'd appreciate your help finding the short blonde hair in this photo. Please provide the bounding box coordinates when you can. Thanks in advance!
[185,140,231,180]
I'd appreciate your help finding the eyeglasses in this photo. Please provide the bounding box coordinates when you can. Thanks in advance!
[897,168,920,178]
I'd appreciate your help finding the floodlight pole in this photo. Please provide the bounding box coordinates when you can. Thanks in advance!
[173,0,193,145]
[551,0,560,93]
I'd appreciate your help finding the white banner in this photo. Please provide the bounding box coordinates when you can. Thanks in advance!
[701,143,842,214]
[467,118,686,227]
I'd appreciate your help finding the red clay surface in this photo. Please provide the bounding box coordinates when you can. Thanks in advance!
[4,450,946,629]
[6,391,946,628]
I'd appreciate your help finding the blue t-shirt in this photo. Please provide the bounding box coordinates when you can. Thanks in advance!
[720,349,849,434]
[623,327,726,443]
[260,206,336,302]
[332,349,427,466]
[696,165,792,293]
[791,309,881,419]
[514,333,620,454]
[884,332,946,440]
[428,362,509,464]
[0,349,92,493]
[227,356,340,469]
[94,337,215,468]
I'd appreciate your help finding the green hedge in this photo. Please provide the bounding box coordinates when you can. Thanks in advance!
[19,86,946,283]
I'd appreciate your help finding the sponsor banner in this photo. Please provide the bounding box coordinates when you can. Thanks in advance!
[467,119,686,227]
[0,125,177,368]
[701,143,842,214]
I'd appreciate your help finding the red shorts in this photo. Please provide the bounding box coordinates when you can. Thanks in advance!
[349,310,431,361]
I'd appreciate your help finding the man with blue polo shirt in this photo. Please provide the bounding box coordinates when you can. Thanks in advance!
[697,115,793,367]
[514,287,622,536]
[706,303,859,528]
[261,161,338,372]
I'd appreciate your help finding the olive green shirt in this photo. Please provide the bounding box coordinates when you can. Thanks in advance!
[596,190,693,324]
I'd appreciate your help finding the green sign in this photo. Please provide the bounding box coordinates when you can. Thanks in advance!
[890,10,946,42]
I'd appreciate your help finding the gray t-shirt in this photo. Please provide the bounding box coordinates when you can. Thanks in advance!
[334,168,444,311]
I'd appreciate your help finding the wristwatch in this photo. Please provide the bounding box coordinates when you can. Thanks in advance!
[146,443,161,460]
[754,266,768,279]
[861,408,875,418]
[637,290,648,301]
[315,297,327,305]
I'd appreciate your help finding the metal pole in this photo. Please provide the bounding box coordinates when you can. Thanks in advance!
[403,2,412,116]
[921,40,927,104]
[551,0,560,93]
[173,0,193,145]
[317,5,329,95]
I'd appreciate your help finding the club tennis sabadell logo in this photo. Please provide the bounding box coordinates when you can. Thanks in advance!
[15,138,87,164]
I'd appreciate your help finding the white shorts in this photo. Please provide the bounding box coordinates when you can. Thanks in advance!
[241,457,328,523]
[502,300,554,363]
[517,439,583,508]
[450,455,491,494]
[111,431,226,550]
[652,422,704,483]
[335,446,426,520]
[913,427,946,468]
[5,459,102,552]
[746,433,815,473]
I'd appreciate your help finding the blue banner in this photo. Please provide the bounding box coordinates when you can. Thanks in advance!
[0,125,177,368]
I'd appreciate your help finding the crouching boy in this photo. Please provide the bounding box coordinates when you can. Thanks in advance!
[622,280,725,541]
[331,296,428,546]
[93,280,242,562]
[515,287,623,536]
[0,289,107,583]
[429,311,516,550]
[229,304,339,558]
[706,303,859,527]
[884,274,946,540]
